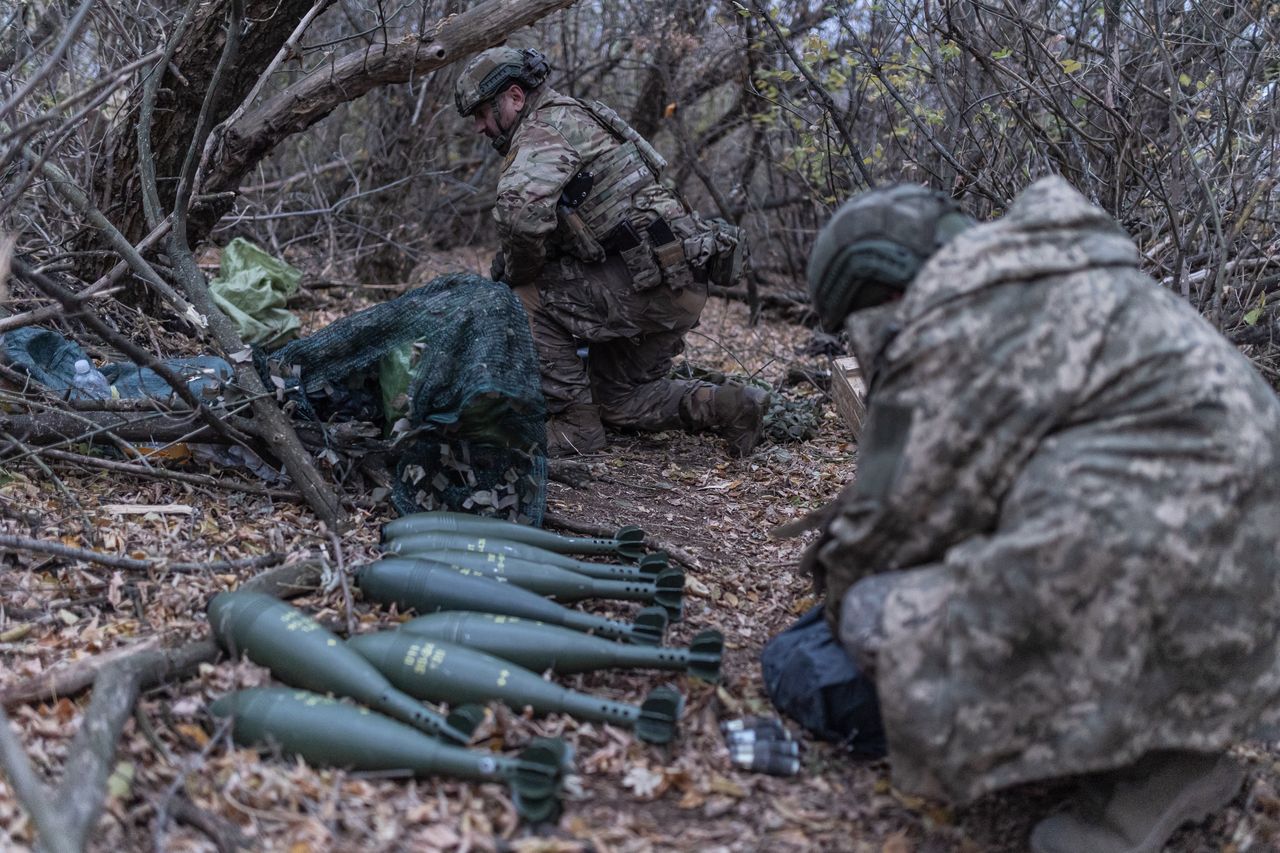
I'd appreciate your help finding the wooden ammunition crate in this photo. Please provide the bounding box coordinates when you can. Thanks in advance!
[828,355,867,440]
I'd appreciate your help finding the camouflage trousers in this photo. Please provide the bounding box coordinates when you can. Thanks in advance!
[520,253,720,431]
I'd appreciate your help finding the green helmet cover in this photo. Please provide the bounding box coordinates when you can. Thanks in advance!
[807,184,972,331]
[454,47,550,117]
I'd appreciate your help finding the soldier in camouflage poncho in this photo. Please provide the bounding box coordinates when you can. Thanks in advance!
[802,177,1280,852]
[454,47,767,458]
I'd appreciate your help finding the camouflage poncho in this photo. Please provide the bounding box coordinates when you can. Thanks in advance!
[820,177,1280,803]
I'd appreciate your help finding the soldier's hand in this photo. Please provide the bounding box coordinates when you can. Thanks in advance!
[798,533,830,595]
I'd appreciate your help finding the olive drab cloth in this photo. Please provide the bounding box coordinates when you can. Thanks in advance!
[818,177,1280,804]
[493,86,719,428]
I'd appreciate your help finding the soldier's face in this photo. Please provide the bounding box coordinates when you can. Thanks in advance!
[472,86,525,139]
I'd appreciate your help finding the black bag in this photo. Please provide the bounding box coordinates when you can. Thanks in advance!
[760,604,886,757]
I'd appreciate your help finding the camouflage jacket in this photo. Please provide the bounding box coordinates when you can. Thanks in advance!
[820,177,1280,802]
[493,87,687,287]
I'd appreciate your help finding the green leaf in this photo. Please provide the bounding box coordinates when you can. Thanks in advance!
[107,761,135,800]
[1060,58,1083,74]
[1244,307,1263,326]
[991,47,1012,60]
[1178,72,1192,86]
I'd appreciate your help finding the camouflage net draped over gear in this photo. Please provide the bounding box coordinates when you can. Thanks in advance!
[269,274,547,523]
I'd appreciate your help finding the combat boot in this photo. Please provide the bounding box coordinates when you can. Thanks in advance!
[546,404,606,457]
[1030,750,1245,853]
[710,383,769,459]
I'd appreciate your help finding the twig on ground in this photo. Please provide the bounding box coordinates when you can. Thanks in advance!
[152,717,233,853]
[0,429,95,543]
[40,446,302,500]
[0,706,74,853]
[547,458,595,488]
[0,534,284,575]
[328,530,356,637]
[169,795,250,852]
[51,659,150,851]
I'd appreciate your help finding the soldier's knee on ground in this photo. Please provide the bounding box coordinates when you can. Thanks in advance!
[546,403,605,457]
[838,573,899,678]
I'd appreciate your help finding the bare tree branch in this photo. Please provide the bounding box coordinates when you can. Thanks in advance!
[0,533,285,574]
[202,0,578,202]
[0,707,73,853]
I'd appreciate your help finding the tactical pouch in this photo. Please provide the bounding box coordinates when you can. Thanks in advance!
[648,218,695,292]
[707,221,747,288]
[619,242,663,292]
[602,220,662,292]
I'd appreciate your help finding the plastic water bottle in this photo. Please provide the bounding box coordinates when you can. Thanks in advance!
[71,358,112,400]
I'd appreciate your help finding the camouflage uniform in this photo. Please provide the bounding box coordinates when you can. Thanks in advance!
[494,86,726,439]
[817,177,1280,804]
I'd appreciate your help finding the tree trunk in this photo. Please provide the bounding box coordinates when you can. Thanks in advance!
[198,0,577,230]
[91,0,329,293]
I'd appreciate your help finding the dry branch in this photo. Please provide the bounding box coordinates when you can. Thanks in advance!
[31,155,200,325]
[0,534,284,575]
[0,287,120,336]
[0,707,72,853]
[0,408,231,449]
[121,0,340,531]
[39,446,300,500]
[202,0,577,202]
[169,795,250,853]
[53,660,150,851]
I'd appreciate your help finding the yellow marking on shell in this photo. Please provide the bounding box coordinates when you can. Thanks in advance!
[280,611,320,633]
[496,668,510,687]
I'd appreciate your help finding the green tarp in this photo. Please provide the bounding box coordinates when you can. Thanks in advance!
[209,238,301,349]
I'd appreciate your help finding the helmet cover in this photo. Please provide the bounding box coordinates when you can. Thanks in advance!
[807,184,971,331]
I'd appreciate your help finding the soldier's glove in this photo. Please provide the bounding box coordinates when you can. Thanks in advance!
[489,251,507,284]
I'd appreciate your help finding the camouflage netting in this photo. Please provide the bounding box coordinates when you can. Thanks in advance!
[266,273,547,524]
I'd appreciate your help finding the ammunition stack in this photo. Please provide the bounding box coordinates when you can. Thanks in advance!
[206,511,726,823]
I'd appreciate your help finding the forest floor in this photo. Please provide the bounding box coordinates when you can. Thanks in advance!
[2,268,1279,852]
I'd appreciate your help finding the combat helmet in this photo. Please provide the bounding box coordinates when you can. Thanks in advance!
[806,184,973,331]
[454,47,550,117]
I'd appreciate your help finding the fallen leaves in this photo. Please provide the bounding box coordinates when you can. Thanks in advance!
[620,764,665,799]
[2,294,1267,853]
